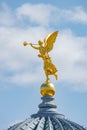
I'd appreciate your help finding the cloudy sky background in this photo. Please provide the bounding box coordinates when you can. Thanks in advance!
[0,0,87,129]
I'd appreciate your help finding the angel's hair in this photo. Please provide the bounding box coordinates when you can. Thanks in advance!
[38,40,43,45]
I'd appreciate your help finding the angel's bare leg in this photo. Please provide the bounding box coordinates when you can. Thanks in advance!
[54,73,58,80]
[45,72,50,82]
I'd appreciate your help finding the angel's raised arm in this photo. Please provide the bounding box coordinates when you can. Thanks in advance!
[30,43,39,50]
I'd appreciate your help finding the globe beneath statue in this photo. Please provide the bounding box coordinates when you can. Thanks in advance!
[40,82,55,96]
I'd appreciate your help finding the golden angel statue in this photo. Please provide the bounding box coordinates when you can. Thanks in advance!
[23,31,58,82]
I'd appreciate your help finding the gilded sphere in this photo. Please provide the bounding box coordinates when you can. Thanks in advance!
[40,82,55,96]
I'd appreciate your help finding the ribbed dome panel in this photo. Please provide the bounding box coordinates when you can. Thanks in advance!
[8,116,85,130]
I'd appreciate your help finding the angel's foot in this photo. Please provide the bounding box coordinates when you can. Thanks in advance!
[54,73,58,80]
[46,77,50,82]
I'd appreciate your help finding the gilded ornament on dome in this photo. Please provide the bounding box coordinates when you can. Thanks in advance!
[23,31,59,96]
[23,31,58,83]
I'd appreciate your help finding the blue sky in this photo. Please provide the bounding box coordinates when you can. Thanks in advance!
[0,0,87,129]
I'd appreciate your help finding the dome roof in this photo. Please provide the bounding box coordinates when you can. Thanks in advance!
[8,96,86,130]
[8,115,85,130]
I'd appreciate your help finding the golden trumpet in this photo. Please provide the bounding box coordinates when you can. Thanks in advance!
[23,41,37,46]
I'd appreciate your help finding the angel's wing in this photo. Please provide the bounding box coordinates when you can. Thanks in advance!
[44,31,58,52]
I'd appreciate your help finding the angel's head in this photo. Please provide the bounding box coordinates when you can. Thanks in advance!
[38,40,43,46]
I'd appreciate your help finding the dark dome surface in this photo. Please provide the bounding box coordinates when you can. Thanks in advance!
[8,96,86,130]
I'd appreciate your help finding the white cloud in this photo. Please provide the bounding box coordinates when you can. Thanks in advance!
[0,3,87,92]
[1,3,87,28]
[62,6,87,24]
[16,3,58,26]
[15,4,87,25]
[0,3,15,26]
[9,72,39,85]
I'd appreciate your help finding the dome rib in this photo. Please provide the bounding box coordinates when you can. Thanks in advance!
[52,117,65,130]
[8,122,23,130]
[58,118,74,130]
[48,117,54,130]
[44,117,54,130]
[36,117,45,130]
[26,118,39,130]
[67,120,85,130]
[16,118,40,130]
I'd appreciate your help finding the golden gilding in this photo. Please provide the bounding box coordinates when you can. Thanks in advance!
[23,31,59,96]
[40,82,55,96]
[23,31,58,83]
